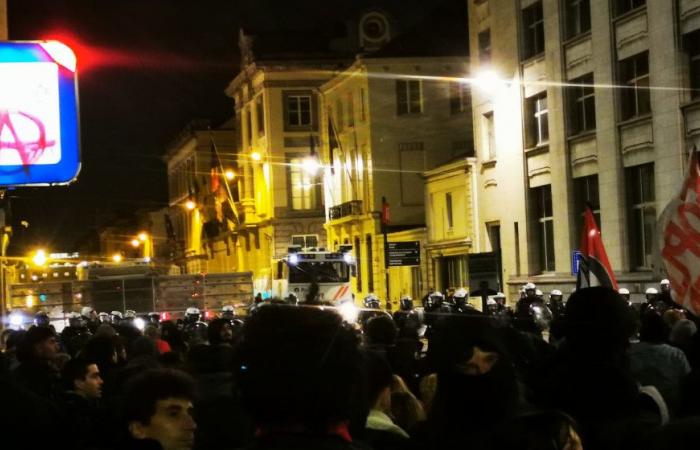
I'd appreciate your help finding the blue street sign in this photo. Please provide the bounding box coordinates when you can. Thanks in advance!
[572,250,583,275]
[0,41,80,186]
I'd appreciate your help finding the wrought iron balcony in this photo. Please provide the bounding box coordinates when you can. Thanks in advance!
[329,200,363,220]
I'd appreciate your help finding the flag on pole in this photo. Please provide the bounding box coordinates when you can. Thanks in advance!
[576,205,618,290]
[210,139,220,193]
[208,134,239,226]
[660,147,700,316]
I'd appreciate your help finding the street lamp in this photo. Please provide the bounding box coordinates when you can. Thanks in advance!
[251,151,262,161]
[138,232,148,242]
[471,70,505,93]
[32,249,48,266]
[225,170,236,181]
[131,239,140,248]
[302,155,320,176]
[112,253,123,263]
[185,199,196,210]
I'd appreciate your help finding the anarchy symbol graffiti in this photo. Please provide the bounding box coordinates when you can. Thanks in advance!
[0,109,56,172]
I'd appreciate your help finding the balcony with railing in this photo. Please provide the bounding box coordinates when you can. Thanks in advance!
[328,200,363,222]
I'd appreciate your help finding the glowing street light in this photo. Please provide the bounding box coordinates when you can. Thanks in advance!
[185,200,196,210]
[112,253,123,263]
[471,70,505,93]
[251,151,262,161]
[225,170,236,180]
[131,239,141,248]
[32,249,48,266]
[138,232,148,242]
[302,156,320,176]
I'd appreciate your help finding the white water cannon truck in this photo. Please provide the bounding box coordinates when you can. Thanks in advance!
[272,245,354,304]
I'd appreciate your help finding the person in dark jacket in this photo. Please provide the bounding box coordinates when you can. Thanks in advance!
[237,305,368,450]
[12,325,61,400]
[60,357,105,449]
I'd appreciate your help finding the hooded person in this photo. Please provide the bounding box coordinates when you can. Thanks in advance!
[415,313,520,449]
[534,287,655,450]
[236,305,367,450]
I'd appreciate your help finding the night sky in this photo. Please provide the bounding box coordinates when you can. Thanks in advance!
[4,0,441,255]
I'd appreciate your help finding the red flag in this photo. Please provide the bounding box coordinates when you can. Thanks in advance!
[660,148,700,316]
[381,197,390,226]
[210,138,220,193]
[577,206,618,290]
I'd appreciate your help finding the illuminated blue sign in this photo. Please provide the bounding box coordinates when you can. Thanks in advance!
[0,41,80,186]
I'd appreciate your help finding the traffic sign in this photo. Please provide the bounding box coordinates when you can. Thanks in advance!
[0,41,80,186]
[387,241,420,266]
[572,250,582,275]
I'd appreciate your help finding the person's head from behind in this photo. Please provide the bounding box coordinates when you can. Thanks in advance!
[17,326,58,362]
[564,287,635,358]
[489,410,582,450]
[62,357,103,399]
[639,311,670,344]
[124,369,196,450]
[365,314,398,347]
[237,305,362,434]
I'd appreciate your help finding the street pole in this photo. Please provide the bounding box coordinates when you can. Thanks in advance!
[382,196,390,310]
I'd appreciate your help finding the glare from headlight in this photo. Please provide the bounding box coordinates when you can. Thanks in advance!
[134,317,146,331]
[9,313,24,328]
[338,302,359,324]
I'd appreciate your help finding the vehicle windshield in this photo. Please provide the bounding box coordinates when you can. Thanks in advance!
[288,261,350,283]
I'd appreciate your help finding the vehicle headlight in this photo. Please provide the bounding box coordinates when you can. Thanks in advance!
[338,302,359,324]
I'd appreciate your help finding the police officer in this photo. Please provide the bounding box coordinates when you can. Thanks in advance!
[221,305,236,320]
[453,288,474,314]
[548,290,565,319]
[109,310,123,325]
[393,295,420,332]
[618,288,631,306]
[98,312,110,324]
[658,279,675,310]
[34,311,57,333]
[81,306,100,334]
[147,312,161,325]
[183,307,208,344]
[61,312,91,357]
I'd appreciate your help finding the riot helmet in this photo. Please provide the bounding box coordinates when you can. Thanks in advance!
[67,312,83,328]
[221,305,236,319]
[660,279,671,294]
[363,293,381,309]
[618,288,631,302]
[645,287,659,303]
[185,307,201,323]
[34,311,50,327]
[399,295,413,311]
[453,288,468,307]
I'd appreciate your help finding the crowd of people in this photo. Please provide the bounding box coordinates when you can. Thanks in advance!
[1,284,700,450]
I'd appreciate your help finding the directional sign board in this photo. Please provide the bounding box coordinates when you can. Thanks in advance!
[387,241,420,267]
[0,41,80,186]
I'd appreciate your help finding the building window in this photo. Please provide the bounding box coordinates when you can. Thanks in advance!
[685,30,700,99]
[573,175,601,238]
[525,92,549,148]
[478,29,491,64]
[522,1,544,60]
[246,108,253,145]
[626,163,655,270]
[288,155,319,210]
[366,234,374,292]
[449,82,470,115]
[446,192,454,229]
[483,111,496,160]
[565,0,591,40]
[567,73,596,135]
[615,0,645,17]
[346,92,355,128]
[396,80,422,115]
[286,94,312,127]
[291,234,319,249]
[619,52,650,120]
[354,236,362,290]
[531,185,555,273]
[256,95,265,136]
